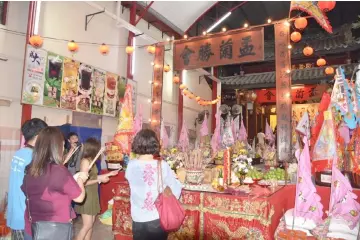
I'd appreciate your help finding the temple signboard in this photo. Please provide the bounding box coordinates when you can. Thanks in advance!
[174,28,264,71]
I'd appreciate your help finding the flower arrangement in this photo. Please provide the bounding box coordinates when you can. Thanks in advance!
[232,155,253,184]
[161,147,183,172]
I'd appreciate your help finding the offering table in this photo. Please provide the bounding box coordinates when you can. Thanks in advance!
[112,181,293,240]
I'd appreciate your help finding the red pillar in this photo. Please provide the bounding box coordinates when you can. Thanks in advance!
[20,1,37,126]
[211,67,218,133]
[126,2,136,80]
[177,72,183,137]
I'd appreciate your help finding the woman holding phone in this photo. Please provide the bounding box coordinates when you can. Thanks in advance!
[75,138,118,240]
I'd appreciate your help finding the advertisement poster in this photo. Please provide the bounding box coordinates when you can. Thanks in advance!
[76,63,93,112]
[103,72,118,116]
[22,45,47,105]
[60,58,80,110]
[44,52,63,107]
[115,76,127,117]
[91,68,106,115]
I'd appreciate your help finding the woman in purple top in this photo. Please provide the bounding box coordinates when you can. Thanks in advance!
[21,127,88,239]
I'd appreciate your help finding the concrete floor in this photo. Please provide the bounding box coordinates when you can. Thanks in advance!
[73,217,114,240]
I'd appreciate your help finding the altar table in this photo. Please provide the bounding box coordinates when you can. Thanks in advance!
[110,181,360,240]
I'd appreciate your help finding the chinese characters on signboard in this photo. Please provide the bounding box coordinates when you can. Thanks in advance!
[151,46,165,138]
[174,28,264,70]
[254,85,327,103]
[275,22,292,162]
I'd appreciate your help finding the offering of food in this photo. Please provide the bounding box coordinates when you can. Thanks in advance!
[243,177,254,184]
[263,168,287,181]
[246,168,264,180]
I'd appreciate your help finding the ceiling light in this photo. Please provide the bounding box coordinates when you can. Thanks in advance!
[222,27,227,32]
[203,31,207,36]
[206,11,232,33]
[244,23,249,28]
[166,37,170,41]
[284,21,290,26]
[288,44,292,49]
[267,19,272,24]
[286,69,291,73]
[184,34,188,39]
[151,61,155,66]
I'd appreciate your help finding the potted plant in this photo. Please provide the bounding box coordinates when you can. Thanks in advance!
[218,169,224,186]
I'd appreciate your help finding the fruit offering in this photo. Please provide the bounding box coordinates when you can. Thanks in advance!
[246,168,264,180]
[263,168,287,181]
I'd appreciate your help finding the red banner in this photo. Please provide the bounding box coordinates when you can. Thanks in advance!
[150,46,165,138]
[255,85,327,103]
[275,22,292,162]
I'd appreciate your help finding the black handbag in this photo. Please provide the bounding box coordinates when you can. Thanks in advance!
[25,178,73,240]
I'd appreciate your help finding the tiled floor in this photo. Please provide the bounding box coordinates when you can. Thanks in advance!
[73,217,114,240]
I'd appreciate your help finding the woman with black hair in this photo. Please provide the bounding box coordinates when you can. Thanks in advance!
[126,129,182,240]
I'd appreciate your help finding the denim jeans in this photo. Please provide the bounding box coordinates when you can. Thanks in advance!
[132,219,168,240]
[24,233,32,240]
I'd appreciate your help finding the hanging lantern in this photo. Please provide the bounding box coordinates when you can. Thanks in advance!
[29,35,43,48]
[99,43,109,55]
[173,75,180,84]
[147,45,156,54]
[188,93,194,99]
[294,17,308,30]
[251,91,257,102]
[68,40,79,53]
[179,84,186,90]
[211,100,217,104]
[195,96,201,102]
[183,89,189,95]
[303,46,314,56]
[125,46,134,54]
[290,31,302,43]
[163,64,171,73]
[317,58,326,67]
[318,1,336,12]
[325,66,334,75]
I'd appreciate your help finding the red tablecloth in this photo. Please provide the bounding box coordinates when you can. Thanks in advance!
[111,183,360,240]
[99,170,126,214]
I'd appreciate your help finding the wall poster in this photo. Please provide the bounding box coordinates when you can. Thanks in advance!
[103,72,118,117]
[91,68,106,115]
[60,58,80,110]
[76,63,93,113]
[44,52,63,107]
[22,45,47,105]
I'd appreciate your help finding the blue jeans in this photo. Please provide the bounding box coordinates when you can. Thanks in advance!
[24,232,32,240]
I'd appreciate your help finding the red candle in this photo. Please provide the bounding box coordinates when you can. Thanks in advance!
[223,147,231,186]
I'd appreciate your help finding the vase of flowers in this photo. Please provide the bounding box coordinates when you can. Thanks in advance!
[233,155,252,185]
[218,169,224,186]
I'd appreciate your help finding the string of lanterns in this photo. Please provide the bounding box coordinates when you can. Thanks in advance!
[288,2,336,76]
[172,75,220,106]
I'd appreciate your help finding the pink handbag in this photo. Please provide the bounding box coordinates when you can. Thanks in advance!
[154,161,185,232]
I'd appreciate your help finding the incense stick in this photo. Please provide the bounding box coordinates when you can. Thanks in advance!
[63,145,81,165]
[88,147,105,171]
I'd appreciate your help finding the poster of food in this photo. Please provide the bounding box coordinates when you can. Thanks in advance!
[22,45,47,105]
[60,58,80,110]
[76,63,93,112]
[115,76,127,117]
[103,72,118,116]
[91,68,106,115]
[43,52,63,107]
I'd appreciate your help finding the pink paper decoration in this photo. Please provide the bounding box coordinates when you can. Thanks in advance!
[211,110,221,153]
[178,120,189,152]
[222,114,234,148]
[296,112,310,139]
[234,116,240,140]
[238,117,247,142]
[200,113,209,137]
[294,136,324,223]
[265,118,275,144]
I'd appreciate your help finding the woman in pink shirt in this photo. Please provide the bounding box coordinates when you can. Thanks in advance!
[21,127,88,239]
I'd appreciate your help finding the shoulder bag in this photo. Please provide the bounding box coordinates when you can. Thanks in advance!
[25,177,73,240]
[154,160,185,232]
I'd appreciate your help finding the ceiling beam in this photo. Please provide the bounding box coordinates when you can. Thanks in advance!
[135,1,154,26]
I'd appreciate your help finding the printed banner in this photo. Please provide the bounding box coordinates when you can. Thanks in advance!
[22,45,47,105]
[43,52,63,107]
[292,103,319,123]
[103,72,118,117]
[151,46,165,137]
[275,22,292,162]
[174,28,264,70]
[255,85,327,103]
[115,76,127,118]
[91,68,106,115]
[76,63,93,112]
[126,78,137,115]
[60,58,80,110]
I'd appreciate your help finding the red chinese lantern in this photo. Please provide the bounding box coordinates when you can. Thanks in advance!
[99,43,109,55]
[303,46,314,56]
[294,17,308,30]
[317,58,326,67]
[147,45,156,54]
[68,40,79,53]
[179,84,186,90]
[173,76,180,84]
[125,46,134,54]
[163,65,171,73]
[290,31,302,43]
[29,35,43,48]
[318,1,336,12]
[325,66,334,75]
